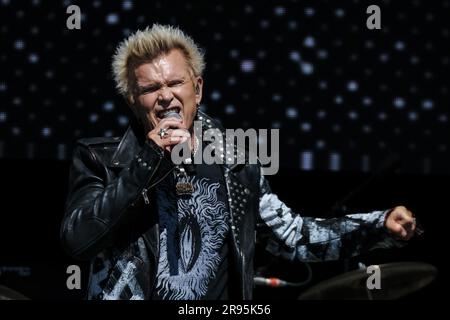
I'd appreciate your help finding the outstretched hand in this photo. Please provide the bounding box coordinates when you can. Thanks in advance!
[385,206,416,240]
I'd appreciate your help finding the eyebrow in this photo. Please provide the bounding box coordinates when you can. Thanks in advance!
[138,71,189,83]
[137,82,160,89]
[136,76,189,92]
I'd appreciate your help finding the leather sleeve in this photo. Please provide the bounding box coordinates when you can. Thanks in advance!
[258,175,404,262]
[61,139,173,260]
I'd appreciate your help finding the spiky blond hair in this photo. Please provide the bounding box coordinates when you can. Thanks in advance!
[112,24,205,104]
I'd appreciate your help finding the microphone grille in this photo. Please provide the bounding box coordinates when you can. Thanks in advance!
[162,110,182,120]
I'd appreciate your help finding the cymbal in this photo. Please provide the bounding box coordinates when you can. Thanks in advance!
[298,262,437,300]
[0,285,30,300]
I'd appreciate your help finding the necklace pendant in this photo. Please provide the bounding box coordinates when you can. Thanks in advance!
[176,181,194,196]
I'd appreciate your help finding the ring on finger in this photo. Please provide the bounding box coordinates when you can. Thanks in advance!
[159,128,168,139]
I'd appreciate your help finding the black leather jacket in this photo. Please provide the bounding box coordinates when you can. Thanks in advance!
[61,111,260,299]
[62,110,399,300]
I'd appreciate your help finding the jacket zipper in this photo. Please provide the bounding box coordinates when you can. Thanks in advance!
[141,190,150,204]
[137,156,162,206]
[141,164,176,205]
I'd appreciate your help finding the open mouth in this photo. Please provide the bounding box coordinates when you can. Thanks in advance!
[157,107,182,120]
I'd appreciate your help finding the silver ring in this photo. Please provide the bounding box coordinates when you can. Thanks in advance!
[158,128,168,139]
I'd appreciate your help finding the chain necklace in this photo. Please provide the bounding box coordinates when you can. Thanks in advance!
[174,134,199,196]
[192,134,199,156]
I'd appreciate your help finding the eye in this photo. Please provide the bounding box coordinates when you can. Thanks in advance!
[168,80,184,87]
[139,85,160,94]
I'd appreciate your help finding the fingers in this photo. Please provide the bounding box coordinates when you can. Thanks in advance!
[170,129,191,139]
[391,223,404,236]
[400,216,416,240]
[386,206,417,240]
[390,223,410,240]
[147,117,188,149]
[168,129,190,147]
[399,209,416,239]
[158,117,184,130]
[400,227,408,239]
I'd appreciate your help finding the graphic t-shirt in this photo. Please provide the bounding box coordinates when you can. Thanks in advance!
[153,161,230,300]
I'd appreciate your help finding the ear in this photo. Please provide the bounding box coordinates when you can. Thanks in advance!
[194,77,203,105]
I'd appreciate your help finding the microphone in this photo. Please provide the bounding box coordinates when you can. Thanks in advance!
[162,110,196,175]
[253,277,289,287]
[254,263,313,288]
[162,109,182,121]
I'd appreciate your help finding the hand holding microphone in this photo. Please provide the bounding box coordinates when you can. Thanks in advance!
[148,110,192,153]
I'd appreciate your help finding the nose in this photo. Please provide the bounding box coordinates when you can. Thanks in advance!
[157,86,174,106]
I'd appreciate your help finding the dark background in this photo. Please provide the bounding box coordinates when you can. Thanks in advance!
[0,0,448,299]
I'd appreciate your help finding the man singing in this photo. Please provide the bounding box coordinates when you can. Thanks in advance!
[61,24,416,300]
